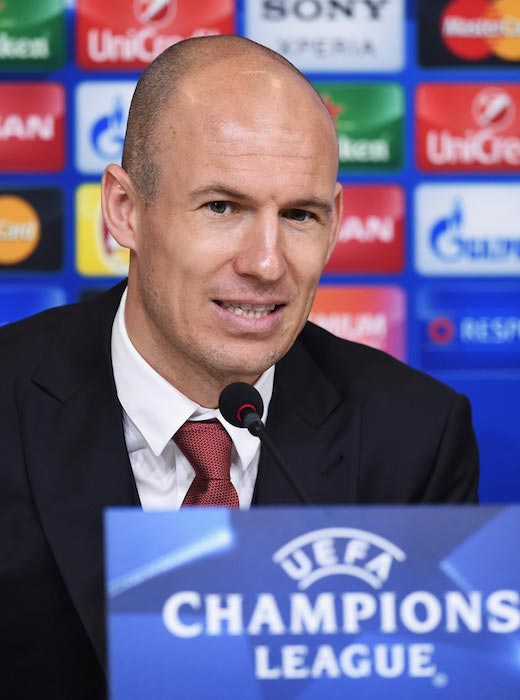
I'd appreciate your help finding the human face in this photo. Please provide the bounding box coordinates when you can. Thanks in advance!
[122,67,341,403]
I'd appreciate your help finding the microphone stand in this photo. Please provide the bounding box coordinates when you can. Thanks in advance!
[243,413,311,506]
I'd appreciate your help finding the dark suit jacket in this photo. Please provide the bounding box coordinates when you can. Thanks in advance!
[0,282,478,698]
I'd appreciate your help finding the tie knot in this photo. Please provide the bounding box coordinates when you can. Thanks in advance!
[174,420,232,481]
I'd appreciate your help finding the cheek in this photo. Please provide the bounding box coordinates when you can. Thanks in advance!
[290,242,328,286]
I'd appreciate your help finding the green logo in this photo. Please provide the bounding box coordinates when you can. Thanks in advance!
[315,82,404,173]
[0,0,65,70]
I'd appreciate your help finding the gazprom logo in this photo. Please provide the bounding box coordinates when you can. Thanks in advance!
[430,199,520,263]
[273,528,406,590]
[415,184,520,276]
[90,96,126,160]
[76,82,135,174]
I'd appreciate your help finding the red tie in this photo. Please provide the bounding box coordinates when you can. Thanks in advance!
[174,421,239,508]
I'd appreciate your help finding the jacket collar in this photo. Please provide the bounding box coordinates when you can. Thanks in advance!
[254,327,361,505]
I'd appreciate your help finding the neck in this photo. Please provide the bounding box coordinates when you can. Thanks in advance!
[124,312,259,410]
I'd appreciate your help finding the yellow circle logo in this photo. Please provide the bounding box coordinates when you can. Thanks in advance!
[0,195,41,264]
[486,0,520,61]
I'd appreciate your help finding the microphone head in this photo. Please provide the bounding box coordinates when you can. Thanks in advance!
[219,382,264,429]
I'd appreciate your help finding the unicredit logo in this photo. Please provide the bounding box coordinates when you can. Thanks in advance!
[134,0,177,27]
[77,0,233,70]
[472,87,515,130]
[417,84,520,171]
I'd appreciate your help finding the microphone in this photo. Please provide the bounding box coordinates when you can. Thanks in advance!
[219,382,311,505]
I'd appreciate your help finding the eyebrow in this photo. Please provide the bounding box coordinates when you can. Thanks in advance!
[190,185,333,216]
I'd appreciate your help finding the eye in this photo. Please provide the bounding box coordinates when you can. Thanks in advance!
[207,201,234,215]
[284,208,316,223]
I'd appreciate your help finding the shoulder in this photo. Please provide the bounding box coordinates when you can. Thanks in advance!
[296,321,459,406]
[0,282,125,376]
[0,302,80,368]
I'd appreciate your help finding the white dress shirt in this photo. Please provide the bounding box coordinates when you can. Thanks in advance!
[111,289,275,510]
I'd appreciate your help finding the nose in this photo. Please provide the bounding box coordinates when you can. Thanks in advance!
[233,211,288,284]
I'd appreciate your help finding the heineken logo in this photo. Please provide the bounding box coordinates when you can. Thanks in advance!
[0,0,65,68]
[315,82,404,172]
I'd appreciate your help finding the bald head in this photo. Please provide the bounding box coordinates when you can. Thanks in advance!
[122,35,337,202]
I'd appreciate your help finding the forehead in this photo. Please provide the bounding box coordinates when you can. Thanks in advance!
[155,62,338,196]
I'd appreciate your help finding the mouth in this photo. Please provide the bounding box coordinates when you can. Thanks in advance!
[214,301,283,319]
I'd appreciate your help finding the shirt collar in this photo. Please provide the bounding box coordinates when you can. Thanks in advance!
[111,288,275,470]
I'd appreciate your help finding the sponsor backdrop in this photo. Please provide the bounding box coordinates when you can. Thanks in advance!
[0,0,518,501]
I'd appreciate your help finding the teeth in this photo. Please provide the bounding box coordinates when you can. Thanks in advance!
[220,302,276,318]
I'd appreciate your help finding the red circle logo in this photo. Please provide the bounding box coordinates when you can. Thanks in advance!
[428,317,457,345]
[441,0,494,61]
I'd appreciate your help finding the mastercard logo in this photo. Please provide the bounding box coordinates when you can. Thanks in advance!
[441,0,520,61]
[0,195,41,265]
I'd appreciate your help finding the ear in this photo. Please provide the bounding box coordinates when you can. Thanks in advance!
[101,164,141,252]
[325,182,343,265]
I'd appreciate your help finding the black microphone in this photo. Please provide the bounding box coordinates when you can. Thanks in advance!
[219,382,311,505]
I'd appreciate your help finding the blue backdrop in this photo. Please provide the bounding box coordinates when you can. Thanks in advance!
[0,0,518,501]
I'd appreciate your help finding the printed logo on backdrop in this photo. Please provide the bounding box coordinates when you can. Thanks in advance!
[415,184,520,275]
[244,0,404,72]
[134,0,178,27]
[417,84,520,171]
[315,82,404,172]
[76,184,129,277]
[0,0,66,70]
[106,507,520,697]
[419,0,520,67]
[417,286,520,371]
[325,185,404,273]
[75,82,135,174]
[0,189,63,271]
[309,286,406,361]
[0,83,65,172]
[76,0,234,70]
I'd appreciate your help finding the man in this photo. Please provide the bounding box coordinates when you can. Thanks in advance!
[0,36,478,697]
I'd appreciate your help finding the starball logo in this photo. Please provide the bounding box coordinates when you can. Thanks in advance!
[77,0,234,70]
[161,525,520,683]
[417,84,520,171]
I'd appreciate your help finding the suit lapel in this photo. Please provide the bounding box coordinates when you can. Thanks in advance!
[16,283,138,671]
[254,329,362,505]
